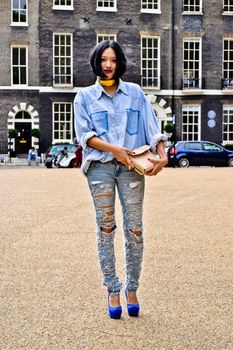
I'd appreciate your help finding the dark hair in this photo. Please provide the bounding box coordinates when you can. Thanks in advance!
[90,40,127,79]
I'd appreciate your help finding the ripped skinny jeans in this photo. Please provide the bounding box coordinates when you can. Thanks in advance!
[87,159,145,296]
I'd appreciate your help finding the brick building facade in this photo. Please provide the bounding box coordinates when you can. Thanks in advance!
[0,0,233,156]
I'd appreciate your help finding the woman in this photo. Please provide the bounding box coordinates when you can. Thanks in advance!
[74,40,168,319]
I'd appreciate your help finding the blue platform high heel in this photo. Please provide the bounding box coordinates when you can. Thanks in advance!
[108,294,122,319]
[125,289,140,317]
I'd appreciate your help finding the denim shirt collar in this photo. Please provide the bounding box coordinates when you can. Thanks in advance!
[95,79,129,100]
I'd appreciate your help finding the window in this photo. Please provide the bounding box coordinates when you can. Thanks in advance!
[183,0,202,13]
[11,46,28,85]
[183,38,202,89]
[223,106,233,144]
[15,111,31,119]
[141,0,161,13]
[182,105,200,141]
[223,39,233,89]
[202,143,221,152]
[53,103,73,142]
[97,34,116,43]
[185,142,202,150]
[53,0,74,10]
[11,0,28,25]
[223,0,233,13]
[141,36,160,88]
[96,0,117,12]
[53,34,73,87]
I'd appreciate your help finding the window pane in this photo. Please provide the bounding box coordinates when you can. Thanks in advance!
[13,0,19,8]
[13,67,19,84]
[13,48,18,65]
[20,48,26,65]
[13,10,19,22]
[20,10,26,22]
[21,67,26,84]
[20,0,27,9]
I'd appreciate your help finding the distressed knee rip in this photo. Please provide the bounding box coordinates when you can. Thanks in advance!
[129,228,142,237]
[93,191,116,235]
[127,227,143,248]
[99,207,116,235]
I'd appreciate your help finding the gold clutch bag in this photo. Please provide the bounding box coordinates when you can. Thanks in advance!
[129,145,159,175]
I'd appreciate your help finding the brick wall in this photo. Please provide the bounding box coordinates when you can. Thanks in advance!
[0,1,40,86]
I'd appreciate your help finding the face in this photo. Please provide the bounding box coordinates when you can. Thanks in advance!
[101,47,117,80]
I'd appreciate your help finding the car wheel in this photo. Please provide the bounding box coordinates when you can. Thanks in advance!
[178,157,189,168]
[228,158,233,167]
[69,159,76,168]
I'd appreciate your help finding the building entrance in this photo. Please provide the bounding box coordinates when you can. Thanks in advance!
[15,122,32,154]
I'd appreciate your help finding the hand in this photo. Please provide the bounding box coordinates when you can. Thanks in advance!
[146,155,168,176]
[112,146,135,170]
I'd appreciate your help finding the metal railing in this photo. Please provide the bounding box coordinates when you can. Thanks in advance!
[0,141,9,163]
[141,76,161,89]
[53,74,73,87]
[222,78,233,89]
[182,77,204,89]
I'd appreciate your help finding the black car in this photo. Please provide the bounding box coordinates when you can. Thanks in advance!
[167,141,233,167]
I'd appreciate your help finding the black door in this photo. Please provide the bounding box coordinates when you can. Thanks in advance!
[15,122,31,154]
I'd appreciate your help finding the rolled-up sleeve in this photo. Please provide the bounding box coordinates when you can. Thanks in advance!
[74,91,98,149]
[141,92,167,153]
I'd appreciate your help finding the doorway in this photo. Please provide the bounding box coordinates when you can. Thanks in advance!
[15,122,32,154]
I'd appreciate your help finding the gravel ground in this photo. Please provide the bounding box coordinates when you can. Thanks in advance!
[0,166,232,350]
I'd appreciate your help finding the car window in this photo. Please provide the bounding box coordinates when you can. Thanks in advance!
[50,144,74,153]
[185,142,202,150]
[203,143,222,152]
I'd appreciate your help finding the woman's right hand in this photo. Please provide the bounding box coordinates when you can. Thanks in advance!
[112,145,135,170]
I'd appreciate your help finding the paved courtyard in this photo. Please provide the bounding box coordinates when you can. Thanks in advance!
[0,166,232,350]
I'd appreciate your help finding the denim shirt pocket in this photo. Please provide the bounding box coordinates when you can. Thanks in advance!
[91,110,109,136]
[126,109,140,135]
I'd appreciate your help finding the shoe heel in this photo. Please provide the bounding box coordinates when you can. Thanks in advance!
[125,289,140,317]
[108,294,122,319]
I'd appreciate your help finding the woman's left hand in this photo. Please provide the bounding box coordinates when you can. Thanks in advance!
[146,141,168,176]
[146,156,168,176]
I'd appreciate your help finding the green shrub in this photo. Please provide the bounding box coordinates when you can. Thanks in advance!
[224,144,233,151]
[31,128,40,138]
[164,123,174,133]
[8,129,18,139]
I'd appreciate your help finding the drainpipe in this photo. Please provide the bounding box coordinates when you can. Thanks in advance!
[171,0,176,146]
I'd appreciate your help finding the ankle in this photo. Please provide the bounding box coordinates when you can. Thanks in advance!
[109,294,121,307]
[127,290,138,304]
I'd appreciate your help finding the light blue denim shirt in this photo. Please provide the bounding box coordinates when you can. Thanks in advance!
[74,79,167,174]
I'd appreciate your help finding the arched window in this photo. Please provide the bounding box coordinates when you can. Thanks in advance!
[15,111,31,119]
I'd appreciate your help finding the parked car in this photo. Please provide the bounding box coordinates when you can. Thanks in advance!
[44,143,81,168]
[167,141,233,168]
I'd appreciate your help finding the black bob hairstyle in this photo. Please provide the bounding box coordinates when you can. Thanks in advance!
[90,40,127,79]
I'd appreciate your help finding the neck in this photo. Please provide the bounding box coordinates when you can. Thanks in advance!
[99,78,116,87]
[99,78,118,97]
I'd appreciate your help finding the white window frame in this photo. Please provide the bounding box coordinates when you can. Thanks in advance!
[140,0,161,14]
[222,105,233,145]
[183,38,202,89]
[141,35,160,89]
[53,33,73,87]
[11,0,28,26]
[11,45,28,86]
[182,0,203,14]
[223,0,233,14]
[53,102,73,143]
[96,0,117,12]
[97,34,117,44]
[182,105,201,141]
[222,38,233,89]
[52,0,74,11]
